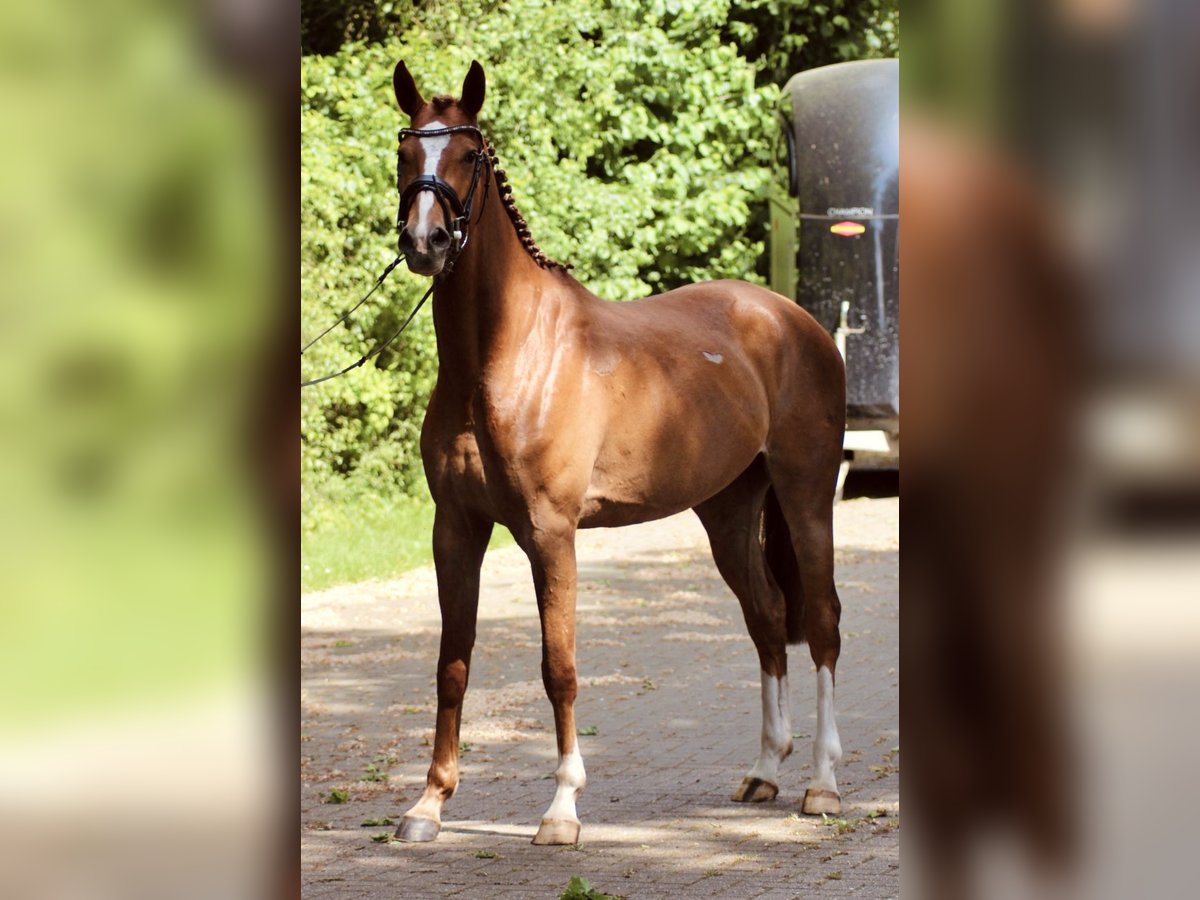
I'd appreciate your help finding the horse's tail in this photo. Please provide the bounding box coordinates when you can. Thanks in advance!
[763,486,805,645]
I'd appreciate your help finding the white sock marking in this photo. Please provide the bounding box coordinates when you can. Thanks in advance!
[808,665,842,794]
[543,747,586,823]
[746,672,791,784]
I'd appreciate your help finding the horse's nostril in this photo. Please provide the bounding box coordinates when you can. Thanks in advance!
[398,229,416,252]
[429,227,450,250]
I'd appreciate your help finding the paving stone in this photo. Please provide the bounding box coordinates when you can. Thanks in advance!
[302,498,898,897]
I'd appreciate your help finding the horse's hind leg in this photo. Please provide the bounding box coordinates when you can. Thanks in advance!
[694,460,793,804]
[397,504,493,842]
[766,453,845,816]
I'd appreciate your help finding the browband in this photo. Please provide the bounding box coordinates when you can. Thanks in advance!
[396,125,489,266]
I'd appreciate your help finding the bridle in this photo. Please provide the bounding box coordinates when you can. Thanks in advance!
[396,124,490,266]
[300,123,491,387]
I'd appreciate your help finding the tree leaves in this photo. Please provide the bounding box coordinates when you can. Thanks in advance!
[300,0,896,511]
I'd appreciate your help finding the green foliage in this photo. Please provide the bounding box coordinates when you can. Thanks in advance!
[303,2,503,56]
[301,51,440,502]
[302,0,399,55]
[560,875,621,900]
[301,485,513,590]
[725,0,900,86]
[302,1,778,513]
[301,0,896,538]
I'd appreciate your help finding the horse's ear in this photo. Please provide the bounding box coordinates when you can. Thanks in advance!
[393,61,424,117]
[460,60,486,117]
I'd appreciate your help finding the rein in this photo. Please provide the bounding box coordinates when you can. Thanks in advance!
[300,124,488,388]
[300,273,436,388]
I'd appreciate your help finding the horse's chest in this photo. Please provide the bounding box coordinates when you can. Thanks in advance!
[423,388,529,505]
[424,379,587,515]
[425,422,488,494]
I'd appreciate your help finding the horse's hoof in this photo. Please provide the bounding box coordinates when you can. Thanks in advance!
[731,776,779,803]
[531,818,581,846]
[801,788,842,816]
[395,816,441,842]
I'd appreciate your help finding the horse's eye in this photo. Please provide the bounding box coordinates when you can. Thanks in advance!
[462,150,478,163]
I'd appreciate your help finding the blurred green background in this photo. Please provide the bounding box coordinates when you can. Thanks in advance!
[0,1,276,728]
[300,0,898,591]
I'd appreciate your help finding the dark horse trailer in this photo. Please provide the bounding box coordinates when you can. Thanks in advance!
[768,58,899,480]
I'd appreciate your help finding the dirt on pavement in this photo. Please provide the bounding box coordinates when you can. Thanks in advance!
[301,495,898,899]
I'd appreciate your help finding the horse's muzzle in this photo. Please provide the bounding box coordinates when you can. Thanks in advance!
[399,224,451,275]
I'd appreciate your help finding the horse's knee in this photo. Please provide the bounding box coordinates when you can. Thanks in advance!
[437,658,469,706]
[541,657,578,705]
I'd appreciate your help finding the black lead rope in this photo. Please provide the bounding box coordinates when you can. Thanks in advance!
[300,264,437,388]
[301,124,488,388]
[300,255,404,355]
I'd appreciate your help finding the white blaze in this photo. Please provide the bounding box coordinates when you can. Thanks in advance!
[409,120,449,242]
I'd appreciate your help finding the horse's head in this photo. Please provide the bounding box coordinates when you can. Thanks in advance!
[393,60,488,276]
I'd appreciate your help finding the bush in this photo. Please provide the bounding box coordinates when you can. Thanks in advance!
[301,0,898,522]
[302,0,774,513]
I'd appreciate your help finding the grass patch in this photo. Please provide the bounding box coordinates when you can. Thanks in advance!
[302,491,512,592]
[821,813,857,834]
[560,876,621,899]
[360,763,388,783]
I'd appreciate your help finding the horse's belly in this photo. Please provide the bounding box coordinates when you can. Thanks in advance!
[578,439,760,528]
[576,369,770,527]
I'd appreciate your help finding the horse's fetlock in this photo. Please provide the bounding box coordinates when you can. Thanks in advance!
[429,761,459,793]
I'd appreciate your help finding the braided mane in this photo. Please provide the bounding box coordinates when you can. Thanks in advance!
[482,138,572,272]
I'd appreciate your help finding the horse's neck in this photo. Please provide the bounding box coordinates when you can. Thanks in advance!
[430,190,562,382]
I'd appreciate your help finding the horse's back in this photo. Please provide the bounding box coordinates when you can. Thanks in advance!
[616,279,844,423]
[567,278,843,527]
[585,279,837,370]
[647,279,847,478]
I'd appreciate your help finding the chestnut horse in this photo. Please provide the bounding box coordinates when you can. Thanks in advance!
[390,60,846,845]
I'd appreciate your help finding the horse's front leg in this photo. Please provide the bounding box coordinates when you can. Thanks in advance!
[397,505,493,843]
[524,523,586,846]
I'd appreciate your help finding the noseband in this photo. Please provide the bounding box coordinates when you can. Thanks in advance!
[397,125,489,264]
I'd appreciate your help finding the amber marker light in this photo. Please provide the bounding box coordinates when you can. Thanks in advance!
[830,221,867,236]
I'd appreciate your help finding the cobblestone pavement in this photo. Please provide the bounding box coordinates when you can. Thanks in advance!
[301,496,898,898]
